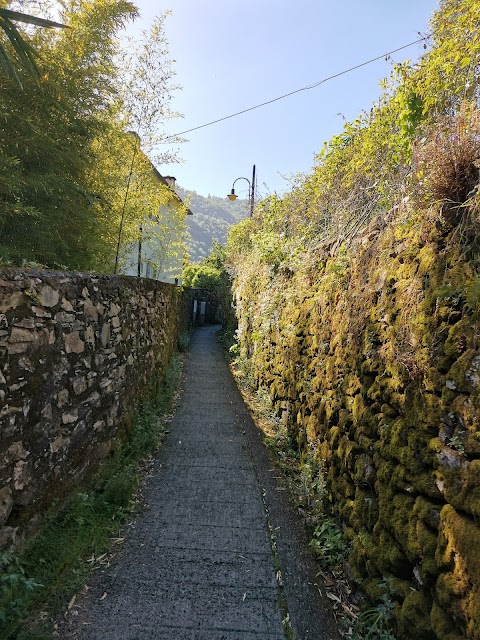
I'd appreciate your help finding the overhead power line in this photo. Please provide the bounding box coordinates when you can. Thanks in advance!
[165,34,431,141]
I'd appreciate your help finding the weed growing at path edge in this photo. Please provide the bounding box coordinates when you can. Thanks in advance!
[0,354,183,640]
[339,582,397,640]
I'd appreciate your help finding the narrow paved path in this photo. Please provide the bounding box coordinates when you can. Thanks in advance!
[59,326,339,640]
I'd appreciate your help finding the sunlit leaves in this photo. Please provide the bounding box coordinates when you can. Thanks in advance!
[0,7,66,87]
[0,1,184,274]
[117,11,183,163]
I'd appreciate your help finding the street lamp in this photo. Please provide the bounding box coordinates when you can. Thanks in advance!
[227,164,256,217]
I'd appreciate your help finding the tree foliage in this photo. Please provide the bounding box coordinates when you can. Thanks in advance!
[183,243,226,290]
[0,0,184,273]
[0,7,66,87]
[176,187,249,261]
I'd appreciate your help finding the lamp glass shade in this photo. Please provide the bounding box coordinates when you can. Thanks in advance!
[228,191,237,201]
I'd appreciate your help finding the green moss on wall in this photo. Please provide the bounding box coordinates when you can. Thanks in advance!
[230,203,480,638]
[398,590,435,640]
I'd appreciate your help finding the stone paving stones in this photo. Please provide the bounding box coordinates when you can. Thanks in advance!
[59,325,339,640]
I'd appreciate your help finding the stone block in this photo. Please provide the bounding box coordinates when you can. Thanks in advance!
[55,311,75,323]
[50,436,70,454]
[73,376,87,395]
[85,325,95,346]
[13,318,35,329]
[9,327,35,343]
[83,298,99,321]
[62,410,78,424]
[0,291,25,313]
[32,306,50,317]
[9,381,26,392]
[6,441,29,461]
[57,389,69,408]
[109,302,121,317]
[13,460,30,491]
[18,357,33,372]
[64,331,85,354]
[84,391,101,406]
[101,322,111,347]
[41,403,53,419]
[61,298,74,312]
[39,285,59,308]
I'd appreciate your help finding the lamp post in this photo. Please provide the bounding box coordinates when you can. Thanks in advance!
[227,164,256,217]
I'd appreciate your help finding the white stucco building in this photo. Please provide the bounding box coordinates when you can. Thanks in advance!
[122,173,192,285]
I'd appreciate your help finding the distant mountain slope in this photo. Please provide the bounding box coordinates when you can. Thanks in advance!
[177,187,249,262]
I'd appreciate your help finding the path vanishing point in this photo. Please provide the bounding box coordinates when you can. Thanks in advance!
[59,325,340,640]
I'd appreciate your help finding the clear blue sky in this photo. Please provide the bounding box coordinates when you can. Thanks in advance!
[130,0,437,199]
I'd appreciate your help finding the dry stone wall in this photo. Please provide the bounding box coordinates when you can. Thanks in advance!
[232,208,480,639]
[0,269,193,548]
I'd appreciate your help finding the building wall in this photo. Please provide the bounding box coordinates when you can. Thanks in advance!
[122,203,186,286]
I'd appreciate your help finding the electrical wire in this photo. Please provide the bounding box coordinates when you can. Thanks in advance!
[165,34,431,141]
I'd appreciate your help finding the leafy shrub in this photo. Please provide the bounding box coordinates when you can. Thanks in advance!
[101,468,136,507]
[0,552,42,629]
[183,263,223,289]
[275,448,328,525]
[343,581,397,640]
[309,519,350,568]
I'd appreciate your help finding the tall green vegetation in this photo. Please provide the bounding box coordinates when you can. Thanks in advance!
[0,0,184,273]
[0,7,66,87]
[183,244,225,289]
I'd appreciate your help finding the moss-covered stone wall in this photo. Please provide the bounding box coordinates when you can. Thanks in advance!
[232,208,480,639]
[0,269,195,549]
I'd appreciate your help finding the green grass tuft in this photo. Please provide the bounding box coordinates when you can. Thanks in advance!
[177,331,191,352]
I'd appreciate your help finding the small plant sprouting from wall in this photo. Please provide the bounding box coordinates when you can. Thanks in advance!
[341,582,397,640]
[309,519,350,569]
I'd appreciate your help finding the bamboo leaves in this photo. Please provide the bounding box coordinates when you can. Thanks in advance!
[0,7,67,87]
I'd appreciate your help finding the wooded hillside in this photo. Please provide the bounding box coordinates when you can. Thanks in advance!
[178,187,248,261]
